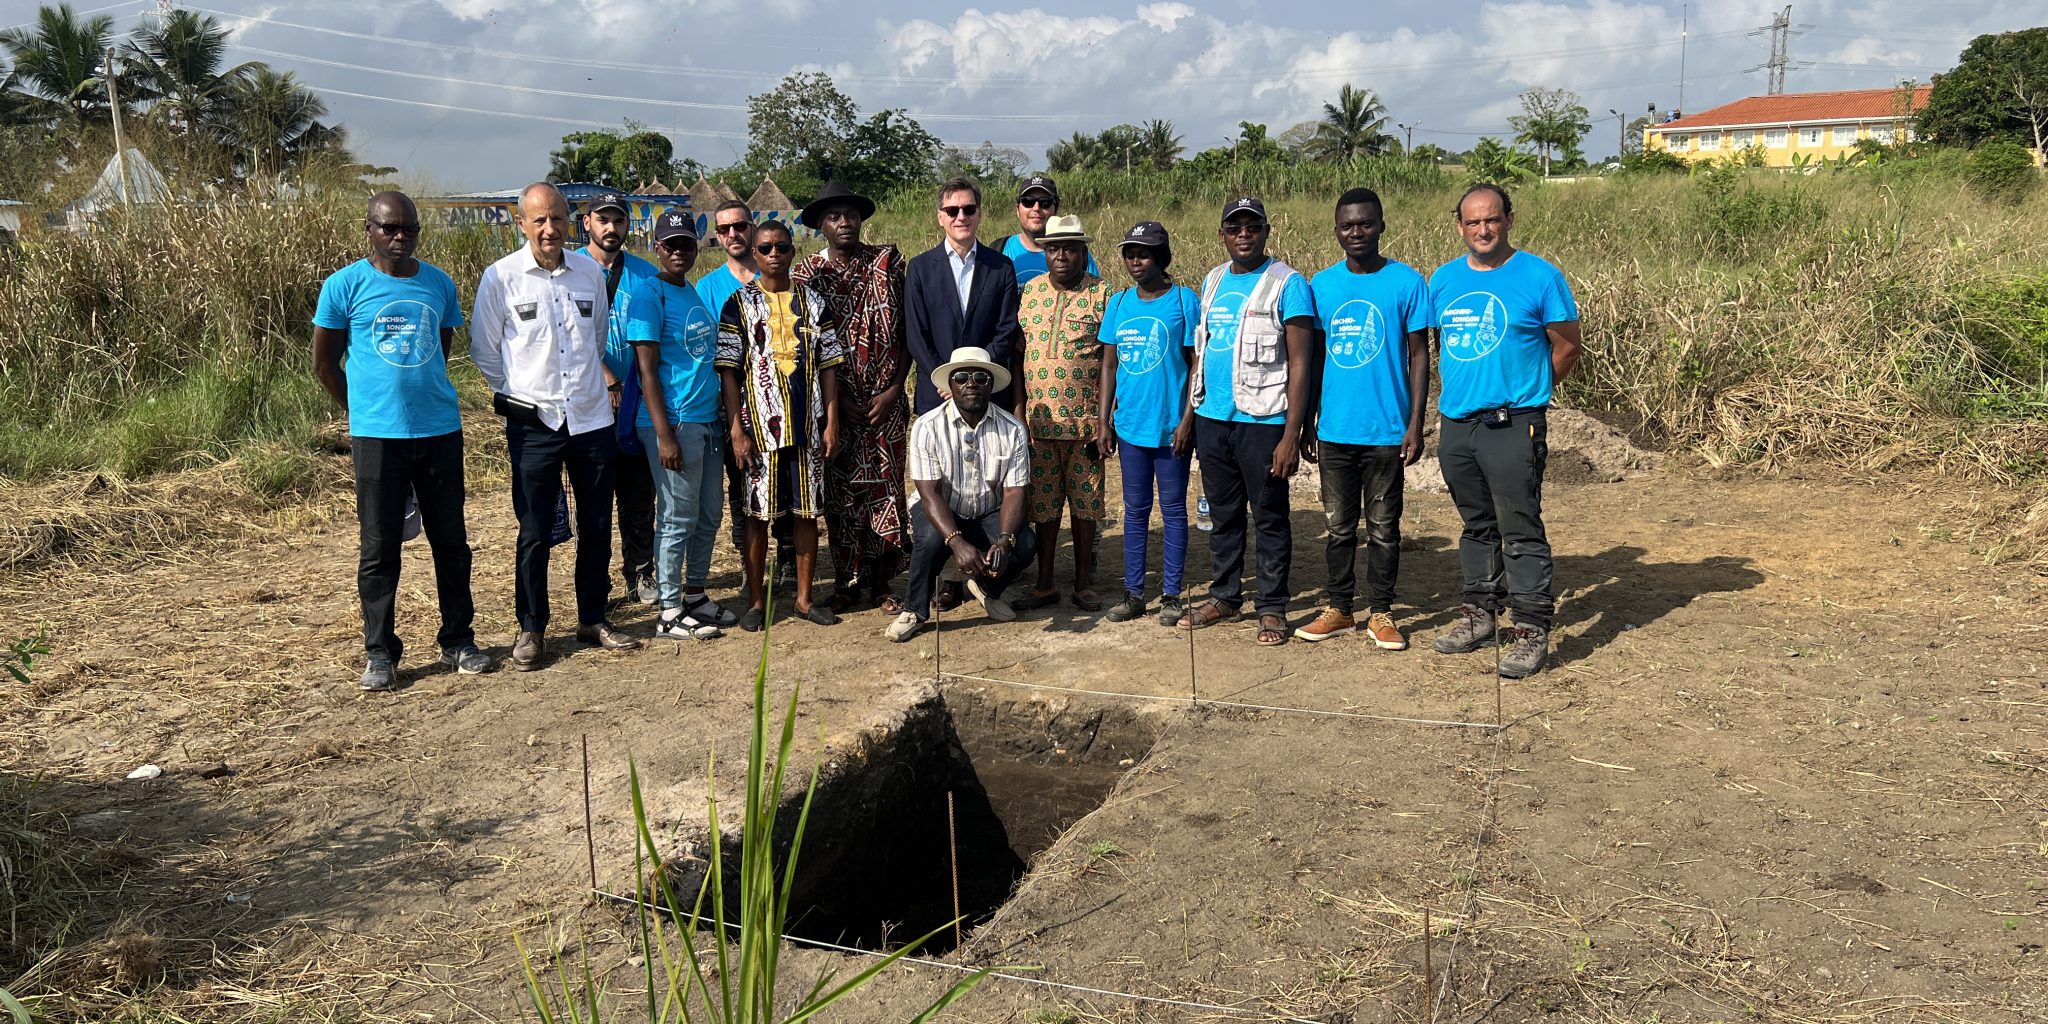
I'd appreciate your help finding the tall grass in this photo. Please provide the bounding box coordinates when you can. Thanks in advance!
[518,603,996,1022]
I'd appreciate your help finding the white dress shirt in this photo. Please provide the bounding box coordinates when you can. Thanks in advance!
[908,400,1028,519]
[470,246,614,434]
[946,242,975,315]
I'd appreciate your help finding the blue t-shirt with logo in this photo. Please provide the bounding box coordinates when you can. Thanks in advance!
[312,258,465,439]
[1196,260,1315,425]
[1001,234,1098,287]
[627,276,722,426]
[585,248,660,381]
[1428,251,1578,420]
[695,263,747,326]
[1097,285,1199,448]
[1310,259,1431,446]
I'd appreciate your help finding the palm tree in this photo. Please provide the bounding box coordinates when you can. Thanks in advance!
[0,3,118,128]
[1046,129,1102,173]
[1305,84,1394,162]
[1139,118,1184,169]
[220,66,344,179]
[126,10,258,140]
[1464,137,1538,184]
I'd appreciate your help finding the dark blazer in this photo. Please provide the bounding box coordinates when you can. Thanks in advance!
[904,240,1020,413]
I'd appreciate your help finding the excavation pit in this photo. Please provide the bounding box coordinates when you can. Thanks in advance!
[659,687,1161,956]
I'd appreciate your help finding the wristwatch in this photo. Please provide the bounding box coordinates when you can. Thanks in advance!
[995,532,1015,548]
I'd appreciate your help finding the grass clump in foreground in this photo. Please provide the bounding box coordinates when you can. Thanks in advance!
[517,599,1005,1023]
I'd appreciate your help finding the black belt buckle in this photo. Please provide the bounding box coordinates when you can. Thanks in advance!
[1480,407,1513,429]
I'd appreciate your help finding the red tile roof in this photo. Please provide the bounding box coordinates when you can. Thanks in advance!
[1653,86,1930,130]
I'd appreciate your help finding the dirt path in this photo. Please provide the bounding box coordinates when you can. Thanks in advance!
[3,456,2044,1023]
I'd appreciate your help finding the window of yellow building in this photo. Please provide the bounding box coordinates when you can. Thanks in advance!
[1873,126,1895,144]
[1731,129,1755,149]
[1834,125,1859,145]
[1765,129,1788,148]
[1799,127,1823,146]
[1667,133,1688,150]
[1700,130,1721,149]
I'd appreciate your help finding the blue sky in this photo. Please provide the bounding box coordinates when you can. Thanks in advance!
[2,0,2032,189]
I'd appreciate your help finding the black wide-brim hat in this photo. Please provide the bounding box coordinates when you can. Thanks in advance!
[799,180,876,229]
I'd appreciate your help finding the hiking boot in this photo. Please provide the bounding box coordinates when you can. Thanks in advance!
[1431,605,1500,654]
[1105,591,1147,622]
[577,621,641,650]
[1156,594,1186,628]
[359,657,398,692]
[439,645,495,674]
[1293,608,1356,642]
[1364,612,1408,651]
[510,631,544,671]
[885,611,928,643]
[1498,625,1549,678]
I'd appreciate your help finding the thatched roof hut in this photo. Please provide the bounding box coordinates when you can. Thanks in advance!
[746,175,793,212]
[631,179,669,195]
[687,176,724,212]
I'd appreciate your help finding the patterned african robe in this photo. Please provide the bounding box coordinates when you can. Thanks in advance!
[1018,273,1109,441]
[715,281,848,519]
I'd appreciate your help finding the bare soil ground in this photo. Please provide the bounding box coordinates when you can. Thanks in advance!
[3,421,2044,1023]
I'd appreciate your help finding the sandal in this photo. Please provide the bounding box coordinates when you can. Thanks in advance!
[1176,598,1234,631]
[1071,588,1104,612]
[1012,588,1060,611]
[1257,613,1289,646]
[877,593,906,615]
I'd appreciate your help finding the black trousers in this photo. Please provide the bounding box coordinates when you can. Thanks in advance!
[352,431,474,662]
[1194,416,1292,614]
[1318,442,1405,615]
[507,419,618,632]
[1438,409,1553,629]
[904,506,1038,618]
[614,439,654,585]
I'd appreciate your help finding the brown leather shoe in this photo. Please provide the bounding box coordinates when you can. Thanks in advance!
[510,630,543,671]
[576,621,641,651]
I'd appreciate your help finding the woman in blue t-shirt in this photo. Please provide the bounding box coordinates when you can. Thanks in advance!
[1096,221,1201,626]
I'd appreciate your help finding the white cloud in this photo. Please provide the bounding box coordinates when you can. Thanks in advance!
[1137,2,1197,32]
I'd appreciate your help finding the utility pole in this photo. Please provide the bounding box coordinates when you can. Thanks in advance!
[1764,5,1792,95]
[1677,3,1688,114]
[103,46,131,207]
[1609,109,1624,158]
[1397,121,1418,155]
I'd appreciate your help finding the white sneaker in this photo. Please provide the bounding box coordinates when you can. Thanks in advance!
[885,611,928,642]
[655,609,721,640]
[965,579,1015,622]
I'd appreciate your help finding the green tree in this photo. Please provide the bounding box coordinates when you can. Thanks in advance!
[219,66,344,180]
[835,107,941,198]
[1464,136,1538,184]
[0,2,118,128]
[1410,142,1449,164]
[1046,128,1104,172]
[1616,148,1688,175]
[937,140,1029,183]
[744,70,858,173]
[125,10,256,141]
[1305,83,1395,161]
[1139,118,1184,169]
[1967,139,2041,203]
[548,130,619,183]
[1623,115,1655,157]
[1508,87,1591,176]
[1918,28,2048,154]
[610,125,674,187]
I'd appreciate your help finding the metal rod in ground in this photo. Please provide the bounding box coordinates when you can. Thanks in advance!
[1422,906,1435,1024]
[581,734,597,893]
[1492,615,1504,731]
[947,789,963,951]
[1186,607,1199,707]
[932,579,943,684]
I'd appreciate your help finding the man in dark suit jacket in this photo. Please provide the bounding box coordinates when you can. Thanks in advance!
[905,177,1021,413]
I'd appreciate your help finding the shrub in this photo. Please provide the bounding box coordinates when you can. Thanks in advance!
[1968,141,2041,203]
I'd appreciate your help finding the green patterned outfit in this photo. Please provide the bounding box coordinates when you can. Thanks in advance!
[1018,273,1108,523]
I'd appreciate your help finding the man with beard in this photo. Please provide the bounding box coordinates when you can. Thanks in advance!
[580,192,660,606]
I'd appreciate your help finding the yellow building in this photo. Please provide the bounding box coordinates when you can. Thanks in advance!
[1644,86,1930,166]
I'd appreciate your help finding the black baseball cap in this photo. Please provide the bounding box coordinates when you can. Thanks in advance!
[586,192,628,216]
[1017,174,1059,202]
[652,207,697,243]
[1220,196,1266,223]
[1119,221,1169,249]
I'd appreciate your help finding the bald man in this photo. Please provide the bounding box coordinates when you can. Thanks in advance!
[315,191,487,692]
[472,183,641,669]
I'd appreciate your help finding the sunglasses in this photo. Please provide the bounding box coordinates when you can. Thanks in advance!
[941,204,979,219]
[370,220,421,237]
[754,241,795,256]
[659,239,698,253]
[948,370,993,386]
[1018,197,1055,210]
[1221,221,1267,236]
[714,221,752,235]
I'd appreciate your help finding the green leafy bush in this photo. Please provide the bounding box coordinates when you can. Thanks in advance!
[1968,141,2042,204]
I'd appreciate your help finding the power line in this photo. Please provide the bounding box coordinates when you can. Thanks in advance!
[3,0,145,31]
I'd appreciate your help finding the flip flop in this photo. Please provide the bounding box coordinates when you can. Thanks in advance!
[1257,613,1289,646]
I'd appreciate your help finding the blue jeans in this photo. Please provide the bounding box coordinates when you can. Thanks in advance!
[636,419,726,608]
[1117,443,1190,596]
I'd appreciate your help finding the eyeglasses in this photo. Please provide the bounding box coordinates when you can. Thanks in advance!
[714,222,752,235]
[949,370,993,386]
[659,239,698,253]
[1018,197,1055,210]
[754,241,795,256]
[370,220,421,237]
[1220,221,1267,236]
[941,204,979,220]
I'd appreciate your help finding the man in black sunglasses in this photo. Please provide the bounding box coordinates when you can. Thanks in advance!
[904,176,1020,415]
[313,191,488,691]
[997,174,1097,288]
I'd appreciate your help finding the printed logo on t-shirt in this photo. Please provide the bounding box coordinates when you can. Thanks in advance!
[371,299,440,368]
[683,305,715,359]
[1438,291,1506,362]
[1115,316,1168,375]
[1325,299,1386,370]
[1204,294,1243,353]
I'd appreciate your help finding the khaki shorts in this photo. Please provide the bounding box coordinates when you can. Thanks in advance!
[1028,438,1105,524]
